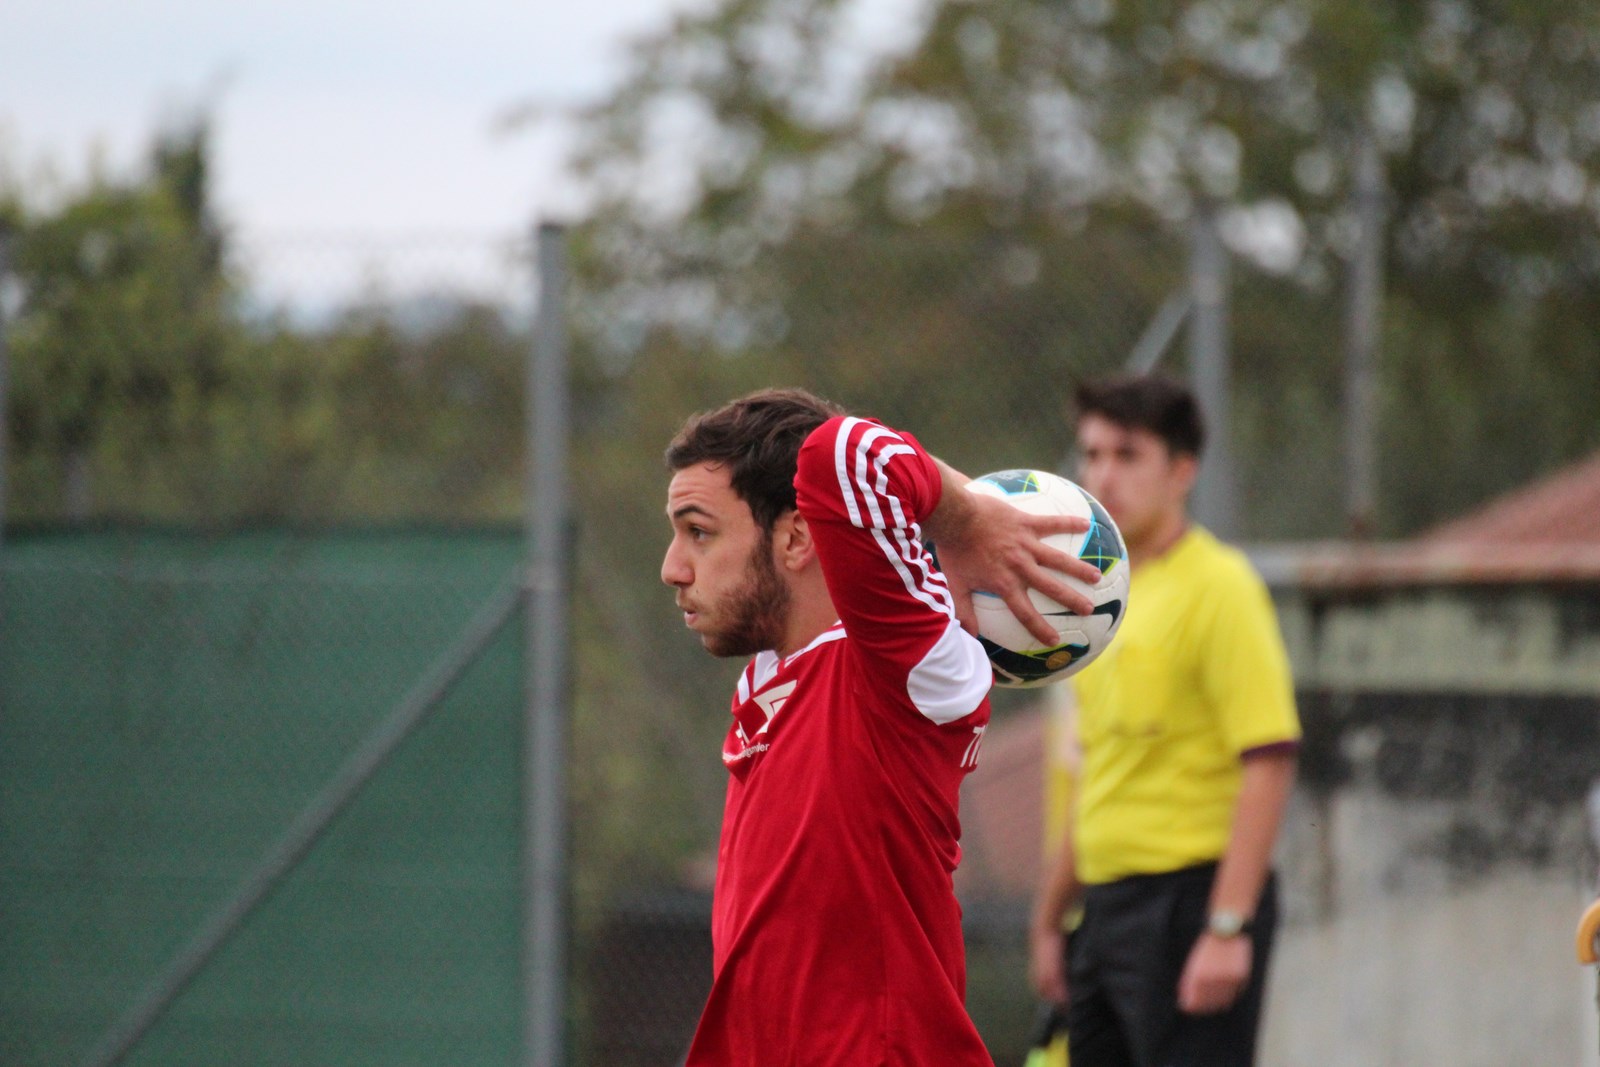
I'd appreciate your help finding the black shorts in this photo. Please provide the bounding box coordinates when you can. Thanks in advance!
[1065,863,1279,1067]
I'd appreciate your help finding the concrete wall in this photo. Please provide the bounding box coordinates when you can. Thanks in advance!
[1261,582,1600,1067]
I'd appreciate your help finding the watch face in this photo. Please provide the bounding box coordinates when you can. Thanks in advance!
[1208,911,1246,937]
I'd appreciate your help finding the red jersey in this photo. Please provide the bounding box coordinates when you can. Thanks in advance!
[684,416,996,1067]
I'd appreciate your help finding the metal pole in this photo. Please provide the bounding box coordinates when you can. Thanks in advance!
[1344,129,1385,539]
[80,580,524,1067]
[1125,289,1192,374]
[1188,201,1237,537]
[0,231,12,557]
[524,222,572,1067]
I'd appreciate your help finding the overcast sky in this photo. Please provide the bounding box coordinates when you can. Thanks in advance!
[0,0,706,238]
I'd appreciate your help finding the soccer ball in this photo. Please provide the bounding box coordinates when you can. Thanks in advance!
[961,469,1129,688]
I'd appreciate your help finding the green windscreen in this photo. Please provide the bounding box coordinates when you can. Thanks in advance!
[0,527,524,1066]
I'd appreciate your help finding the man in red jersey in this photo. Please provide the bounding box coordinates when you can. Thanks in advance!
[662,388,1102,1066]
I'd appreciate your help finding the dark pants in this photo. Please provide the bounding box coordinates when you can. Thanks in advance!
[1065,864,1278,1067]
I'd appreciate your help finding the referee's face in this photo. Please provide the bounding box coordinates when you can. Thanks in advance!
[663,461,791,657]
[1075,414,1195,549]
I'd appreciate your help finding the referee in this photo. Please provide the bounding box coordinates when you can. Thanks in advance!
[1029,375,1301,1067]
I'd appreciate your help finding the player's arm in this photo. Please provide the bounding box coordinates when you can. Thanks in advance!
[922,458,1100,644]
[1177,745,1297,1014]
[794,417,982,721]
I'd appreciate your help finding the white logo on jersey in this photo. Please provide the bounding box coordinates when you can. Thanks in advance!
[745,680,797,741]
[960,724,986,768]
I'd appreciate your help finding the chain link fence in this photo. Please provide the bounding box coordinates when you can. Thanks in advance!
[558,221,1196,1066]
[0,528,525,1065]
[3,221,1597,1065]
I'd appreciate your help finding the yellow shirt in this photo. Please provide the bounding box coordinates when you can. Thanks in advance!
[1071,526,1299,885]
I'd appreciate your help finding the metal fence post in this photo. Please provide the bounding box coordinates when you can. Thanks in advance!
[1188,201,1237,537]
[0,230,12,557]
[1124,289,1193,375]
[1344,128,1385,539]
[525,221,572,1067]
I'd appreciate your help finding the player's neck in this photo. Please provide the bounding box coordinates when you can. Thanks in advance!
[776,585,839,658]
[1128,511,1189,570]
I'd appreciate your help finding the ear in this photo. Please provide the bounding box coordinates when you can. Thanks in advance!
[771,509,817,573]
[1170,451,1200,501]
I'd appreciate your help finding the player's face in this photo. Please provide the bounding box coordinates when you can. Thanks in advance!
[662,461,791,658]
[1074,414,1196,546]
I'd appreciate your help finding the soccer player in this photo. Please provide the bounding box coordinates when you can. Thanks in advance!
[662,387,1103,1065]
[1028,374,1301,1067]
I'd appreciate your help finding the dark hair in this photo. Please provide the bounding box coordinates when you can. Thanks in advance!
[1073,374,1205,458]
[665,387,846,530]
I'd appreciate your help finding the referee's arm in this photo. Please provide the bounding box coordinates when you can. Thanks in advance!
[1176,745,1298,1014]
[1029,789,1083,1005]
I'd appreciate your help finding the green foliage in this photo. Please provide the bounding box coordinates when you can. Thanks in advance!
[565,0,1600,540]
[2,125,525,524]
[4,1,1600,979]
[535,0,1600,899]
[7,125,236,517]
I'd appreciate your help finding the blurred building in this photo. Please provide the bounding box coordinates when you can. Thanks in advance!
[958,447,1600,1066]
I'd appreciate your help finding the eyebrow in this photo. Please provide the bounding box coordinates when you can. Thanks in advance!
[670,504,715,522]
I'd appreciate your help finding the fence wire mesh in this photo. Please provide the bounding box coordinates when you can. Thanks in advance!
[2,225,1597,1066]
[0,529,525,1066]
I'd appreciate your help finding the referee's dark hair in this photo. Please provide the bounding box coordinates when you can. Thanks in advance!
[1073,374,1206,458]
[666,387,846,532]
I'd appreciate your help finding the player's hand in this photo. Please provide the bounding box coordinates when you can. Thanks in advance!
[932,488,1100,646]
[1029,926,1069,1006]
[1177,932,1252,1015]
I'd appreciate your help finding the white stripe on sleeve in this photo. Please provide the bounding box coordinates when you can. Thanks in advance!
[833,421,953,617]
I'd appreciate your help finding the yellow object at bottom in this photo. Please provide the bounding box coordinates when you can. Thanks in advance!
[1578,898,1600,964]
[1024,1034,1068,1067]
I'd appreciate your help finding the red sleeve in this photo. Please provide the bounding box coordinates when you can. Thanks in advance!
[794,416,990,724]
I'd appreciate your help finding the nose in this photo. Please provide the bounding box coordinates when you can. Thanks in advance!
[661,539,691,588]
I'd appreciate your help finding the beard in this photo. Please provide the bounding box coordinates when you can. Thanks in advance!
[701,533,791,658]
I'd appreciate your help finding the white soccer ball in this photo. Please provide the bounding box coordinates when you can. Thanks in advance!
[961,469,1129,688]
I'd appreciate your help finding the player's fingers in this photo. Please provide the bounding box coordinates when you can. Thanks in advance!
[1028,568,1095,619]
[1035,543,1104,588]
[1002,587,1071,647]
[1026,511,1091,537]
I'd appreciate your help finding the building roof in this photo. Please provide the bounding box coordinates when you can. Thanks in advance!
[1251,448,1600,589]
[1420,449,1600,546]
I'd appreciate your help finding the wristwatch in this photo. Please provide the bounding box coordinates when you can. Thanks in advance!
[1206,910,1253,939]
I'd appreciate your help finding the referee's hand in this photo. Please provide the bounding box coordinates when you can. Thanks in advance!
[1028,926,1069,1005]
[1177,932,1251,1014]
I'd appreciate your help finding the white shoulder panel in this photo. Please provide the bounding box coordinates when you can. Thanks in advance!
[905,619,991,725]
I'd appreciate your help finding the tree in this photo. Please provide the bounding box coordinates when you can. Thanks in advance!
[2,123,530,525]
[561,0,1600,538]
[5,120,240,519]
